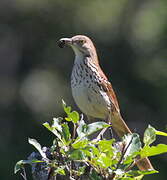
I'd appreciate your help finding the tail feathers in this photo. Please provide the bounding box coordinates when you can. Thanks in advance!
[111,111,132,137]
[110,111,154,171]
[136,157,154,171]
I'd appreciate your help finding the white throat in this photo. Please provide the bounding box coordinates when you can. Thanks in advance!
[72,46,84,61]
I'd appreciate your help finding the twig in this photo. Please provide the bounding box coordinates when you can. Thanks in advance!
[20,167,27,180]
[93,127,108,143]
[47,166,55,180]
[124,161,136,172]
[110,135,134,179]
[116,135,134,170]
[72,123,77,140]
[55,139,64,165]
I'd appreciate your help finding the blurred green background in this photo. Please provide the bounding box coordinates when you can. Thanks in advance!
[1,0,167,179]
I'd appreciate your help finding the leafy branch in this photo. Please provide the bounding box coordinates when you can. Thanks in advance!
[14,101,167,180]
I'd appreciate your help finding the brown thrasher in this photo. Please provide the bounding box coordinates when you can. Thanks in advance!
[58,35,153,171]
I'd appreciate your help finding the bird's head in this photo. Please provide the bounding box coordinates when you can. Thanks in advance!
[58,35,97,58]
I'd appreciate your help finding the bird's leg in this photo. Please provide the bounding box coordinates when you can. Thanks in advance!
[89,114,114,141]
[87,115,110,141]
[95,123,113,141]
[87,115,104,141]
[108,122,114,139]
[107,111,114,139]
[97,127,108,140]
[94,115,113,141]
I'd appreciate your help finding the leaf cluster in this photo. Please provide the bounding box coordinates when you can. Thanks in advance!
[14,101,167,180]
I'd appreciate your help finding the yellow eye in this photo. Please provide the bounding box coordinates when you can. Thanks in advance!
[79,40,85,44]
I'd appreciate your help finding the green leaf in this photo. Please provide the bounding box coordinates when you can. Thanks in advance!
[155,130,167,136]
[62,123,71,144]
[86,121,110,136]
[83,145,100,157]
[65,117,71,122]
[69,111,80,123]
[70,149,86,160]
[98,139,114,153]
[139,169,159,175]
[140,144,167,158]
[54,166,66,175]
[72,138,89,149]
[78,166,86,175]
[43,122,52,131]
[126,170,159,176]
[14,160,24,174]
[65,111,80,123]
[122,175,144,180]
[52,129,62,141]
[77,119,87,138]
[123,133,141,157]
[28,138,46,158]
[89,169,102,180]
[118,169,145,180]
[14,159,43,174]
[62,99,71,115]
[43,122,62,142]
[143,125,156,146]
[96,153,113,168]
[114,169,125,177]
[77,121,110,139]
[62,100,80,123]
[133,175,144,180]
[52,117,62,132]
[14,160,27,174]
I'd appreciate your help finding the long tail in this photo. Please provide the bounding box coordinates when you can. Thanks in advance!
[110,111,154,171]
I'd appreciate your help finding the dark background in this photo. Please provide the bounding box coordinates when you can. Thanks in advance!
[1,0,167,179]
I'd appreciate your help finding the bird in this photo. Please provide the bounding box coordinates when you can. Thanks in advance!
[58,35,153,171]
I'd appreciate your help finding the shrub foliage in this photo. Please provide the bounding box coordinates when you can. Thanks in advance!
[14,101,167,180]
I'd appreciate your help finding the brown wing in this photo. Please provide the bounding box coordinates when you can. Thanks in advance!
[91,55,154,171]
[98,68,154,171]
[98,67,120,113]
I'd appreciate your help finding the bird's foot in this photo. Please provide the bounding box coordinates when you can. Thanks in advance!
[92,127,108,142]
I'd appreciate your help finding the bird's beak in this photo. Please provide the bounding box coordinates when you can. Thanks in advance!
[57,38,72,48]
